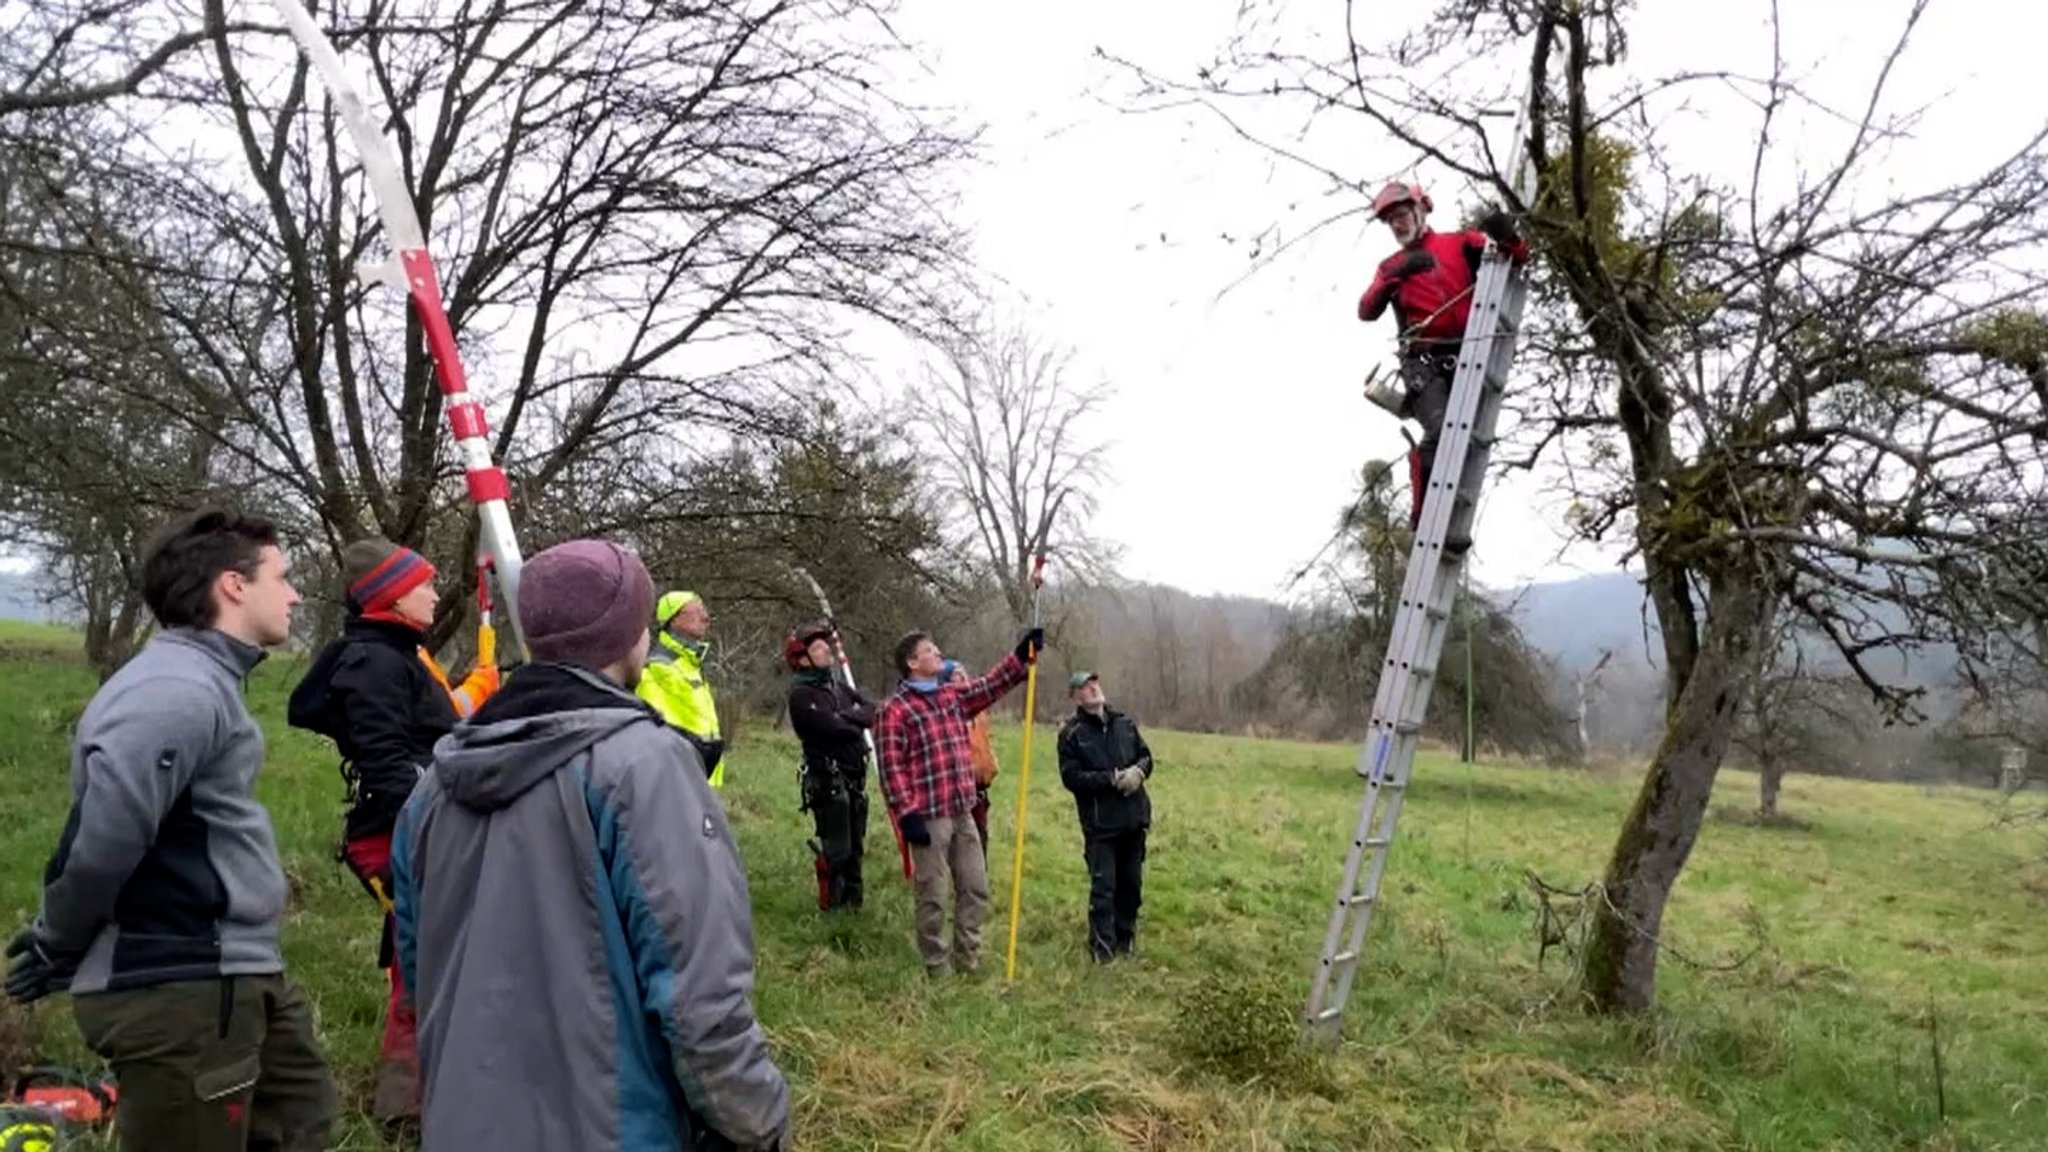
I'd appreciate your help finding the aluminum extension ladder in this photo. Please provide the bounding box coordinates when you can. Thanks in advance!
[1301,229,1532,1044]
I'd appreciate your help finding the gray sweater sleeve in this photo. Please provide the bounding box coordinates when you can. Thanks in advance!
[38,676,219,955]
[597,727,790,1150]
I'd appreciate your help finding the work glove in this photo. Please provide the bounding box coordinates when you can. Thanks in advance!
[5,926,74,1005]
[467,625,502,699]
[1113,766,1143,795]
[1013,627,1046,665]
[1477,207,1520,249]
[1394,247,1436,278]
[898,812,931,847]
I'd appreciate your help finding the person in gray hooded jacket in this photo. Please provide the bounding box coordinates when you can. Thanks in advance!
[389,538,790,1152]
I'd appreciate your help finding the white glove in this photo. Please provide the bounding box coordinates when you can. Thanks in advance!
[1114,766,1143,795]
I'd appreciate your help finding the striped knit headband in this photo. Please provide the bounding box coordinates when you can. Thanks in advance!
[349,547,436,615]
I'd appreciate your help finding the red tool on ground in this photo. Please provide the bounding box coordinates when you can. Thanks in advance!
[3,1066,117,1143]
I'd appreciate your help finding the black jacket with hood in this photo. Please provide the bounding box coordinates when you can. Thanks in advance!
[287,617,460,840]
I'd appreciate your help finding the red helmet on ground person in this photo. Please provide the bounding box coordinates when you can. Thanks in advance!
[784,621,836,670]
[1373,180,1431,219]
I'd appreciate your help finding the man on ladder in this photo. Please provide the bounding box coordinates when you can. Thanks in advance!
[1306,172,1538,1043]
[1356,181,1529,549]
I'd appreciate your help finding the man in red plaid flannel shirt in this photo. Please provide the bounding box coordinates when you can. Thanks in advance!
[874,625,1043,975]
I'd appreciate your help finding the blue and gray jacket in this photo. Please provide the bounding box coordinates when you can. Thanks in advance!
[391,662,789,1151]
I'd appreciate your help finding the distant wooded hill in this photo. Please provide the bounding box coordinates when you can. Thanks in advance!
[4,562,1999,781]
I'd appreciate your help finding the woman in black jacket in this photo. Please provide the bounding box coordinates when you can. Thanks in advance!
[286,538,498,1125]
[786,621,877,911]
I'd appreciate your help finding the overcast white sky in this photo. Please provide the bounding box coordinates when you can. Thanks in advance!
[7,1,2038,597]
[872,0,2048,602]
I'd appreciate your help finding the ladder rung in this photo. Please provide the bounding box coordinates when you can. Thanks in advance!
[1326,949,1360,967]
[1340,890,1376,907]
[1312,1005,1343,1023]
[1355,835,1390,849]
[1393,718,1422,737]
[1409,662,1436,680]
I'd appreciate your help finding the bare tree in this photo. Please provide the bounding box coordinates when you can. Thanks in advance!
[0,100,237,676]
[1195,602,1242,722]
[1731,623,1867,819]
[1109,0,2048,1012]
[1940,611,2048,786]
[1574,649,1613,758]
[1145,586,1184,714]
[909,320,1115,629]
[0,0,250,117]
[6,0,978,652]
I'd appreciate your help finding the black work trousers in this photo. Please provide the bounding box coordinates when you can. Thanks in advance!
[803,758,868,910]
[1082,828,1147,961]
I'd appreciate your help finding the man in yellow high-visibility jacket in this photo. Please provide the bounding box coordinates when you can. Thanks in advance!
[637,589,726,786]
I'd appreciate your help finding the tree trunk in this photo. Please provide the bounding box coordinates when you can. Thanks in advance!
[1759,755,1785,818]
[1576,675,1592,753]
[1580,575,1773,1013]
[75,550,147,682]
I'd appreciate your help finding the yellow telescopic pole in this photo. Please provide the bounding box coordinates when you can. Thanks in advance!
[1004,552,1048,982]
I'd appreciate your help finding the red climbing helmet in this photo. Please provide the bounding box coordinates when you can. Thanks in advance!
[784,621,835,669]
[1373,180,1432,219]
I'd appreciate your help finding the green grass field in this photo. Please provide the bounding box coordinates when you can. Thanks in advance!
[2,620,2044,1150]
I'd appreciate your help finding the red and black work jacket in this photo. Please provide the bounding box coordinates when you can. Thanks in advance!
[1358,227,1532,355]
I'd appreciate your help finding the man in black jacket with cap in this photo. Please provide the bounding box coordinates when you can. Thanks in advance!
[1056,671,1154,962]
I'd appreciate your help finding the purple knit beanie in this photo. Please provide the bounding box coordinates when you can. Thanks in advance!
[517,539,655,672]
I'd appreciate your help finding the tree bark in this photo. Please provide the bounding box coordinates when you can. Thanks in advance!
[1759,755,1785,818]
[1581,574,1774,1013]
[86,589,146,683]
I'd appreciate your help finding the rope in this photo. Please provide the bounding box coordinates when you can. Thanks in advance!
[1524,869,1769,977]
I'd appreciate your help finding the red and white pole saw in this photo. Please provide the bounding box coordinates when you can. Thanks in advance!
[268,0,527,659]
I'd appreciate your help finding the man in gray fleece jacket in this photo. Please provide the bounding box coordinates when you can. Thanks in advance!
[5,507,338,1151]
[390,538,790,1151]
